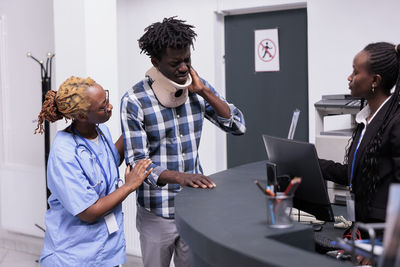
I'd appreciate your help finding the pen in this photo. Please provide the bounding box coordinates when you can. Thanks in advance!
[283,177,302,196]
[254,180,275,196]
[265,187,275,197]
[254,180,266,194]
[254,180,276,225]
[273,177,301,214]
[331,239,371,258]
[269,202,275,225]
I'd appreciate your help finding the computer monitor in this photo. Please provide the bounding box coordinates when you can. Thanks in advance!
[262,135,334,222]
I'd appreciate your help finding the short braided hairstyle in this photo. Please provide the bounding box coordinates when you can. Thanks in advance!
[34,76,95,134]
[138,16,197,60]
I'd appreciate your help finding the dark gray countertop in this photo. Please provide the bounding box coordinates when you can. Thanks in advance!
[175,161,352,267]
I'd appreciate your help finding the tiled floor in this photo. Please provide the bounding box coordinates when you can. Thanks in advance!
[0,228,144,266]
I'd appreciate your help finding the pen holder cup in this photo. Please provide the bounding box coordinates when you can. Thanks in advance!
[266,194,293,229]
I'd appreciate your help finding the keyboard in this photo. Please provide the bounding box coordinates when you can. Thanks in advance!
[314,232,342,254]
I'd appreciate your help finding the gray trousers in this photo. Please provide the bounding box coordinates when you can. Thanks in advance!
[136,205,190,267]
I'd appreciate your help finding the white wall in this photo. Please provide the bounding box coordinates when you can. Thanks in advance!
[53,0,120,140]
[0,0,54,236]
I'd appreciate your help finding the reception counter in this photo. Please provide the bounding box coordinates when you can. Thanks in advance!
[175,161,351,267]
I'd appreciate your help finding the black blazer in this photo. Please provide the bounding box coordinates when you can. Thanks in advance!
[320,99,400,222]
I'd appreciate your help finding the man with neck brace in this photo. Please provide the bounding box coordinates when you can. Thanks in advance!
[120,17,246,267]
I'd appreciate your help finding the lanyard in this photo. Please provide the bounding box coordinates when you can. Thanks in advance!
[72,126,112,195]
[349,131,363,190]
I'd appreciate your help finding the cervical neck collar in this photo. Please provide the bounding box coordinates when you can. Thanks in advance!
[145,67,192,108]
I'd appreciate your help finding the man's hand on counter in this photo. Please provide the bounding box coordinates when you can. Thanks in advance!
[158,170,216,189]
[178,173,216,189]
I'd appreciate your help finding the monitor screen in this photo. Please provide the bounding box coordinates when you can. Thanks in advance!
[262,135,334,222]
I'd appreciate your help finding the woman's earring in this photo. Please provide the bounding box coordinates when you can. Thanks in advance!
[371,85,376,94]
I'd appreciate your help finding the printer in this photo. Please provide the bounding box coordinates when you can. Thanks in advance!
[314,94,362,110]
[314,94,363,205]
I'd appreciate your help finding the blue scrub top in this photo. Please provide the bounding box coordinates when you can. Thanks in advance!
[40,124,126,267]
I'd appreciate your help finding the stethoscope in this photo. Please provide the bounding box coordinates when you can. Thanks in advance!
[72,125,123,195]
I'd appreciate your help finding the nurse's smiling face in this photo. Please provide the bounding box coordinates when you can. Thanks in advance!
[85,83,113,124]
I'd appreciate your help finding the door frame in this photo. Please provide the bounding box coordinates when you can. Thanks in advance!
[213,2,308,170]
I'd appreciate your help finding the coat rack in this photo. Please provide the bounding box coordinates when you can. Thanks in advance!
[27,52,54,209]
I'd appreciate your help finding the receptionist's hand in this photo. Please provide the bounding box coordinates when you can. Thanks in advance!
[355,255,371,266]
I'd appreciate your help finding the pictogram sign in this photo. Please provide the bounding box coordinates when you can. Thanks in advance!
[254,28,280,72]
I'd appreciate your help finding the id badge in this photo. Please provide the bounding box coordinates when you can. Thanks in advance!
[346,191,355,222]
[104,212,119,234]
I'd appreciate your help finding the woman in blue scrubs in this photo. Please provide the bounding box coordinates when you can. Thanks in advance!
[34,76,152,266]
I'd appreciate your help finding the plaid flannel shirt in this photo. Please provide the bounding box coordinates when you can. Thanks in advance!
[121,77,246,218]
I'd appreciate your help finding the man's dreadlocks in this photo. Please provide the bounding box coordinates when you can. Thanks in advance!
[138,16,197,60]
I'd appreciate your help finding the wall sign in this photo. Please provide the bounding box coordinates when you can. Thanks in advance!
[254,28,280,72]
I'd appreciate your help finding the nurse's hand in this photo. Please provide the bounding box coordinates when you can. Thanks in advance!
[124,159,152,192]
[77,159,152,223]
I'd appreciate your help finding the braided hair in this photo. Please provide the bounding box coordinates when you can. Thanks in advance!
[34,76,96,134]
[349,42,400,207]
[138,16,197,60]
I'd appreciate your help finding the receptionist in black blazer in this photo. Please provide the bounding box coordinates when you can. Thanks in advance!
[319,42,400,223]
